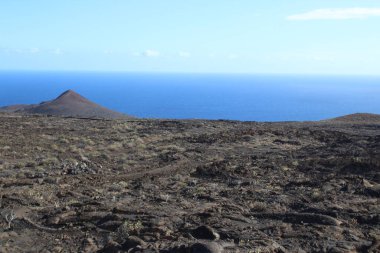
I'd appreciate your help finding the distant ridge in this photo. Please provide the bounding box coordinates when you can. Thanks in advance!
[0,90,130,119]
[328,113,380,123]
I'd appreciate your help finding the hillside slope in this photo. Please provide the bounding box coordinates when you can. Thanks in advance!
[328,113,380,123]
[1,90,129,119]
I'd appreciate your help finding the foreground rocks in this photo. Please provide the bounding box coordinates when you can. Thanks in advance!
[0,113,379,252]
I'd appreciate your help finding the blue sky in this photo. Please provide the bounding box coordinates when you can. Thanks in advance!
[1,0,380,74]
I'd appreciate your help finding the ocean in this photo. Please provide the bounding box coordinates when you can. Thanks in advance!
[1,71,379,121]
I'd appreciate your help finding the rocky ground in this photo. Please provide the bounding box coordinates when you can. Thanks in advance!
[0,113,379,253]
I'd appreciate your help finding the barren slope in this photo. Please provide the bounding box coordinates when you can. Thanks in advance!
[0,114,379,252]
[1,90,129,119]
[328,113,380,124]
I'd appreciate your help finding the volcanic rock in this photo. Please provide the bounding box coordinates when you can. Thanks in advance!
[191,225,220,240]
[189,242,223,253]
[0,89,129,119]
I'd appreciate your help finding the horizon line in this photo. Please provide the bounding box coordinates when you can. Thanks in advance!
[0,69,380,77]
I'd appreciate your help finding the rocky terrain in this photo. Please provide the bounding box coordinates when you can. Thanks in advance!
[0,112,379,252]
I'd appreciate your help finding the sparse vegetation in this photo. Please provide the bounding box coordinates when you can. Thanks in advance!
[0,114,379,252]
[1,209,16,230]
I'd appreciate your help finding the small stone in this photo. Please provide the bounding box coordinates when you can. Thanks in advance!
[8,231,18,237]
[191,225,220,240]
[46,216,60,225]
[190,242,222,253]
[0,232,10,240]
[363,179,374,188]
[365,184,380,197]
[170,244,188,253]
[45,177,61,184]
[82,238,99,253]
[99,240,122,253]
[52,246,63,253]
[98,220,123,230]
[122,236,147,250]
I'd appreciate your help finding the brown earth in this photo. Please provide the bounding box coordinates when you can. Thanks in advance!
[0,113,379,252]
[328,113,380,124]
[0,90,129,119]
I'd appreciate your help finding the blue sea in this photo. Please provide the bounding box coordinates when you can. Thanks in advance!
[0,71,379,121]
